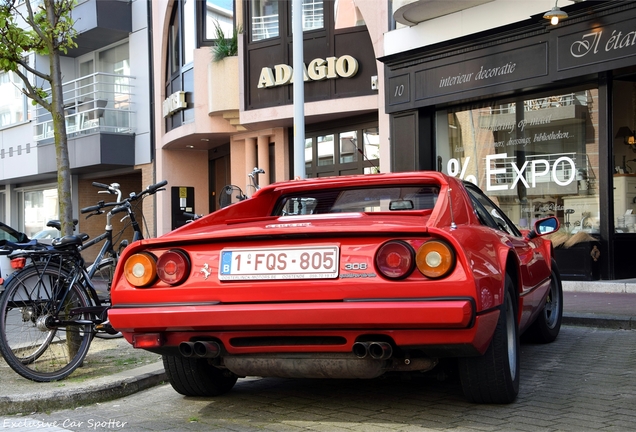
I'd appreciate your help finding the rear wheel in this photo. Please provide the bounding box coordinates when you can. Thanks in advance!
[524,259,563,343]
[0,265,93,382]
[163,354,238,397]
[458,274,519,404]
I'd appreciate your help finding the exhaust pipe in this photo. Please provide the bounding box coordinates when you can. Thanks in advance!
[368,342,393,360]
[193,341,221,358]
[179,341,195,357]
[352,342,370,358]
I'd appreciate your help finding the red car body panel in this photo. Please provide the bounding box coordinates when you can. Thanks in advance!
[109,171,554,372]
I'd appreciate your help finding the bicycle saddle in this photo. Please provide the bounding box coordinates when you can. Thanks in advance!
[51,233,89,249]
[46,219,79,231]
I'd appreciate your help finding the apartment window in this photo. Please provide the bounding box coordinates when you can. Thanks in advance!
[165,0,195,131]
[251,0,279,41]
[299,0,324,31]
[0,71,27,128]
[204,0,235,41]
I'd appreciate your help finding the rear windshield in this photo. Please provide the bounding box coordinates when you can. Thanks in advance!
[273,186,439,216]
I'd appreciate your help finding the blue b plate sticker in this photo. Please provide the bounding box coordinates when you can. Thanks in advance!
[220,250,233,275]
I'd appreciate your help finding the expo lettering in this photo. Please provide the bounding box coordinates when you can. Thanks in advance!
[447,154,576,192]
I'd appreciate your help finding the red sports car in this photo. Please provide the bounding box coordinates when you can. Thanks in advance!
[109,171,562,404]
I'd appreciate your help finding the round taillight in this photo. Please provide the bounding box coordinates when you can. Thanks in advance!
[375,241,415,279]
[416,240,455,279]
[157,249,190,285]
[124,252,157,287]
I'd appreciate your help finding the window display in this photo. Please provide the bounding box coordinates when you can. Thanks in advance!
[437,88,600,235]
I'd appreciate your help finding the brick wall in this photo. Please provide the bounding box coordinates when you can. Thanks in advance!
[78,173,142,264]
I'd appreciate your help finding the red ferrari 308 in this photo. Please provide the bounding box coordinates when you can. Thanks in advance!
[109,171,562,404]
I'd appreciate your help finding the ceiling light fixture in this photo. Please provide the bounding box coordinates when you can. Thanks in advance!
[544,1,568,25]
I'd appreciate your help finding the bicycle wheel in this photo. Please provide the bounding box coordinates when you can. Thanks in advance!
[88,257,122,339]
[0,264,93,382]
[88,257,116,304]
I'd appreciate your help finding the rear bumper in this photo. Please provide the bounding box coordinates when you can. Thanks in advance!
[110,299,475,330]
[109,299,499,356]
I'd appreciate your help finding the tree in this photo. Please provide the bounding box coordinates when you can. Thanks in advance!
[0,0,77,235]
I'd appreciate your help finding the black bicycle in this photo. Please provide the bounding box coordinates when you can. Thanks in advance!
[0,180,167,382]
[219,167,264,208]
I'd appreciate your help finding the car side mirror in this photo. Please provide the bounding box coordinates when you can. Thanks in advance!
[528,216,560,239]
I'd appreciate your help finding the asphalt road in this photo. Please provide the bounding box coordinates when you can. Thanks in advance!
[2,325,635,432]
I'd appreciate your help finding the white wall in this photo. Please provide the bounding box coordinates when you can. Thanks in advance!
[384,0,578,56]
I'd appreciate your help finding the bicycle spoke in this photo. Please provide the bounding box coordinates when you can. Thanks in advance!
[0,264,92,382]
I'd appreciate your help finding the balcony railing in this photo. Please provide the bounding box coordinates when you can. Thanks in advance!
[34,72,135,141]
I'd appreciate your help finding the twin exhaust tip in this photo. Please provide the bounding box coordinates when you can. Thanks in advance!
[352,341,393,360]
[179,341,221,358]
[180,340,392,360]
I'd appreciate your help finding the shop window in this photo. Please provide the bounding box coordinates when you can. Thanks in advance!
[317,134,335,166]
[363,127,380,174]
[339,131,357,163]
[305,121,379,177]
[17,186,58,238]
[437,88,600,236]
[612,79,636,234]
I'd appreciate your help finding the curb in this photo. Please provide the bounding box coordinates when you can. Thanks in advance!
[563,313,635,331]
[562,280,636,294]
[0,362,167,416]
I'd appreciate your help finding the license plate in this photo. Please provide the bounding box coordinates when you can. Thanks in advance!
[218,246,339,280]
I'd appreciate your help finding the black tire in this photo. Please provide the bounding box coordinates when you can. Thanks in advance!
[524,259,563,343]
[0,265,93,382]
[88,258,123,339]
[458,274,520,404]
[163,354,238,397]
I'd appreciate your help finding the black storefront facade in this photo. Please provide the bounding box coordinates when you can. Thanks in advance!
[380,1,636,281]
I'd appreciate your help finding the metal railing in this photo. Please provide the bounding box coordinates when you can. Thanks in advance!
[488,92,586,115]
[34,72,135,141]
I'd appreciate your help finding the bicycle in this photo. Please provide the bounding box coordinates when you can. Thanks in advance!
[219,167,264,208]
[0,180,167,382]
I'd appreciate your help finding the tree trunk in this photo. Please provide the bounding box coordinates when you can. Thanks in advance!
[46,7,73,238]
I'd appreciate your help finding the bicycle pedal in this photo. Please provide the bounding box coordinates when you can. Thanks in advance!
[95,322,119,335]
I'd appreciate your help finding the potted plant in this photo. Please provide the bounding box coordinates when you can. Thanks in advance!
[211,20,240,62]
[208,20,242,115]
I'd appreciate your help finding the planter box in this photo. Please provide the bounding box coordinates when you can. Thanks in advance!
[208,56,239,115]
[553,241,600,281]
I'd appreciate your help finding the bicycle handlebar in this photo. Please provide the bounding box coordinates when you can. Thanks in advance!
[111,202,131,215]
[129,180,168,201]
[80,201,121,214]
[82,180,168,218]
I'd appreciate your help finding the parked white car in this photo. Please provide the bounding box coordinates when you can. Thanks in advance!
[0,222,32,288]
